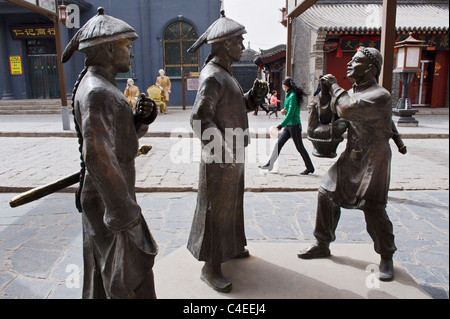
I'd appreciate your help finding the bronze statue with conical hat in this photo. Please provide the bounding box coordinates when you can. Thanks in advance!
[186,11,268,293]
[62,7,158,299]
[298,47,407,282]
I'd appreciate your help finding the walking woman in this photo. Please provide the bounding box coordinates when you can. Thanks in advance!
[259,77,315,175]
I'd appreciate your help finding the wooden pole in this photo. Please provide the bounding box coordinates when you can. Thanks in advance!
[54,17,70,130]
[380,0,397,92]
[287,0,319,20]
[182,68,186,110]
[286,18,292,77]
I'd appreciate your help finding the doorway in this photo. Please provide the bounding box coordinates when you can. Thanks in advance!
[409,50,435,107]
[26,39,60,99]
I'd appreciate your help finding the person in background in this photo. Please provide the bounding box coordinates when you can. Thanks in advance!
[268,90,281,118]
[259,77,315,175]
[313,75,323,98]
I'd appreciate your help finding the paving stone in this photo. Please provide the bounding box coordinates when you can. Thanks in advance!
[0,227,42,250]
[416,251,449,267]
[0,190,448,298]
[10,246,63,279]
[2,276,55,299]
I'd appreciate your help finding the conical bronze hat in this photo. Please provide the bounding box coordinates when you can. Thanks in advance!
[62,7,138,63]
[187,11,246,53]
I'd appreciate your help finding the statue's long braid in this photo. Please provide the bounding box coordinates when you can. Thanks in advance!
[71,66,88,212]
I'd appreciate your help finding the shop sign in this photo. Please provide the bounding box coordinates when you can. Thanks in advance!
[10,25,55,39]
[186,77,199,91]
[339,37,381,52]
[398,34,449,51]
[9,56,23,75]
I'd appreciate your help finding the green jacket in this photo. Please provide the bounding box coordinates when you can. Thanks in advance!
[280,90,301,127]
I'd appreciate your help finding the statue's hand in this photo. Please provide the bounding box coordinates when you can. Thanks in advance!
[135,93,157,125]
[103,197,142,232]
[251,79,269,101]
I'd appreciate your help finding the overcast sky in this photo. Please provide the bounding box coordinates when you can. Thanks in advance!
[223,0,287,51]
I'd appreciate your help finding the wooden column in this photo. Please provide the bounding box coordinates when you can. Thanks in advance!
[380,0,397,92]
[286,18,293,77]
[54,17,70,130]
[181,68,186,110]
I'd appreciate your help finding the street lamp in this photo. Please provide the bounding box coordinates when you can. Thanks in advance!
[392,33,426,127]
[58,2,68,26]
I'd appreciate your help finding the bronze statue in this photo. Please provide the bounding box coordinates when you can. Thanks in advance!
[62,7,158,298]
[186,11,268,293]
[298,47,407,282]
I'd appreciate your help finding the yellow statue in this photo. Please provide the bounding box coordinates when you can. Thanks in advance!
[124,78,140,110]
[156,69,171,105]
[147,85,167,114]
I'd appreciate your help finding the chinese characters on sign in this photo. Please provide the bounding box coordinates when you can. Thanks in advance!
[9,56,23,75]
[9,25,55,39]
[339,36,381,52]
[413,34,449,51]
[329,34,448,58]
[396,34,448,51]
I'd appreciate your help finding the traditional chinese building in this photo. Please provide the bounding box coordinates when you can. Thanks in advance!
[232,44,259,93]
[254,44,287,99]
[285,0,448,109]
[0,0,221,106]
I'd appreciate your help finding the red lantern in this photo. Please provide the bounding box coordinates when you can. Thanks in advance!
[58,3,67,26]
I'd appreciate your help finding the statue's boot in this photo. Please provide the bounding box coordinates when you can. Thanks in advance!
[297,243,331,259]
[233,249,250,259]
[377,258,394,281]
[201,262,232,293]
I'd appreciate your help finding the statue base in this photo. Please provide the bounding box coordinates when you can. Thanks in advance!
[153,243,431,299]
[392,108,419,127]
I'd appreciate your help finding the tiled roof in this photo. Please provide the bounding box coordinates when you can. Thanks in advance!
[259,44,286,59]
[240,48,259,63]
[254,44,286,65]
[299,4,448,33]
